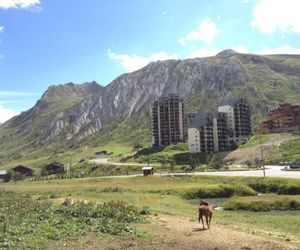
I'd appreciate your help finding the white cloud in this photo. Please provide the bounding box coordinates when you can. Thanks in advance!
[0,0,40,9]
[258,45,300,55]
[0,26,4,32]
[178,19,219,46]
[251,0,300,34]
[108,49,178,72]
[0,105,18,123]
[187,48,219,58]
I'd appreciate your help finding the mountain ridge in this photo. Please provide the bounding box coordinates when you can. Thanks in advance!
[1,50,300,164]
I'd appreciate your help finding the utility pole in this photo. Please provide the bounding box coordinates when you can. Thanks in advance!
[69,153,72,179]
[259,130,266,178]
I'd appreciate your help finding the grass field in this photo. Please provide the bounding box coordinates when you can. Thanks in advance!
[1,175,300,248]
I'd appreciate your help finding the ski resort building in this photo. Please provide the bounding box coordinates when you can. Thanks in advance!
[151,94,186,147]
[188,98,252,153]
[188,112,228,153]
[218,98,251,146]
[259,103,300,134]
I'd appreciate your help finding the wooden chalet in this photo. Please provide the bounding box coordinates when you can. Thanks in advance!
[11,165,33,176]
[45,162,64,174]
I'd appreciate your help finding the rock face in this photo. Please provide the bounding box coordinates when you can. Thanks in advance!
[1,51,300,154]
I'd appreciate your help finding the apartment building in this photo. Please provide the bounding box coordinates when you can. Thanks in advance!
[259,103,300,134]
[151,94,186,147]
[218,98,251,146]
[188,98,251,153]
[188,112,228,153]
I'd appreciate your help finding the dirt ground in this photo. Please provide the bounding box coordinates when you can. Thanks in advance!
[53,214,299,250]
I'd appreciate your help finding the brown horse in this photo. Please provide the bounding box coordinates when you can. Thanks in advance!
[198,200,213,230]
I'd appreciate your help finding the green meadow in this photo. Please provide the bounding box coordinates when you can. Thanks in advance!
[1,175,300,248]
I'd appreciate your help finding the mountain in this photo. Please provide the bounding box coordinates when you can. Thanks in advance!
[1,50,300,164]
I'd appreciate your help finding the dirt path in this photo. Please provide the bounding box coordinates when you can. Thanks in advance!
[147,214,298,250]
[58,214,299,250]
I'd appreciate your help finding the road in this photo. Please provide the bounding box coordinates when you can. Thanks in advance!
[92,160,299,178]
[92,158,161,166]
[191,165,300,179]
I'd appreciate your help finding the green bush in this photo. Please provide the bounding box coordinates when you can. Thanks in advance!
[0,192,145,249]
[180,184,256,199]
[248,181,300,195]
[223,196,300,211]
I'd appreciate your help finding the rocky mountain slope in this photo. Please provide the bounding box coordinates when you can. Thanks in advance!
[1,50,300,163]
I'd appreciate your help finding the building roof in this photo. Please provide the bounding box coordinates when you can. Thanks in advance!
[188,111,226,128]
[188,111,209,128]
[11,165,33,171]
[142,166,154,170]
[218,97,246,107]
[156,93,184,102]
[45,162,64,167]
[0,170,8,175]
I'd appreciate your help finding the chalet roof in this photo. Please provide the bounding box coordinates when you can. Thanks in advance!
[11,165,33,171]
[46,162,64,167]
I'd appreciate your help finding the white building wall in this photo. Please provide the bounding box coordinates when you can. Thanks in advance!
[218,105,235,131]
[188,127,200,153]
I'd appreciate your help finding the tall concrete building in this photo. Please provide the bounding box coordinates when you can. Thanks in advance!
[188,112,228,153]
[151,94,185,147]
[218,98,251,146]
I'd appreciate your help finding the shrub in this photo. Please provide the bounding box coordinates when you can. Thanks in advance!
[248,181,300,195]
[0,192,145,248]
[223,196,300,211]
[180,184,256,199]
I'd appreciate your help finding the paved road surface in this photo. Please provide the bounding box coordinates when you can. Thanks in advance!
[191,165,299,179]
[92,158,160,166]
[91,161,299,178]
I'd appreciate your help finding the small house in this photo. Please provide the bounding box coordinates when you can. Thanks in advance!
[142,166,154,176]
[45,162,64,174]
[11,165,33,176]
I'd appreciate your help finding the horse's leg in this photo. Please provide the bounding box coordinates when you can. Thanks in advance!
[200,215,205,229]
[209,212,212,228]
[198,210,201,223]
[205,215,209,229]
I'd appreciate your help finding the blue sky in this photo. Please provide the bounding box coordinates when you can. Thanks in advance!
[0,0,300,123]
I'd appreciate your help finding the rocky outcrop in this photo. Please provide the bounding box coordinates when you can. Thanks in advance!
[1,51,300,150]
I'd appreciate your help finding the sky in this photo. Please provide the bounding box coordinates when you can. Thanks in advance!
[0,0,300,123]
